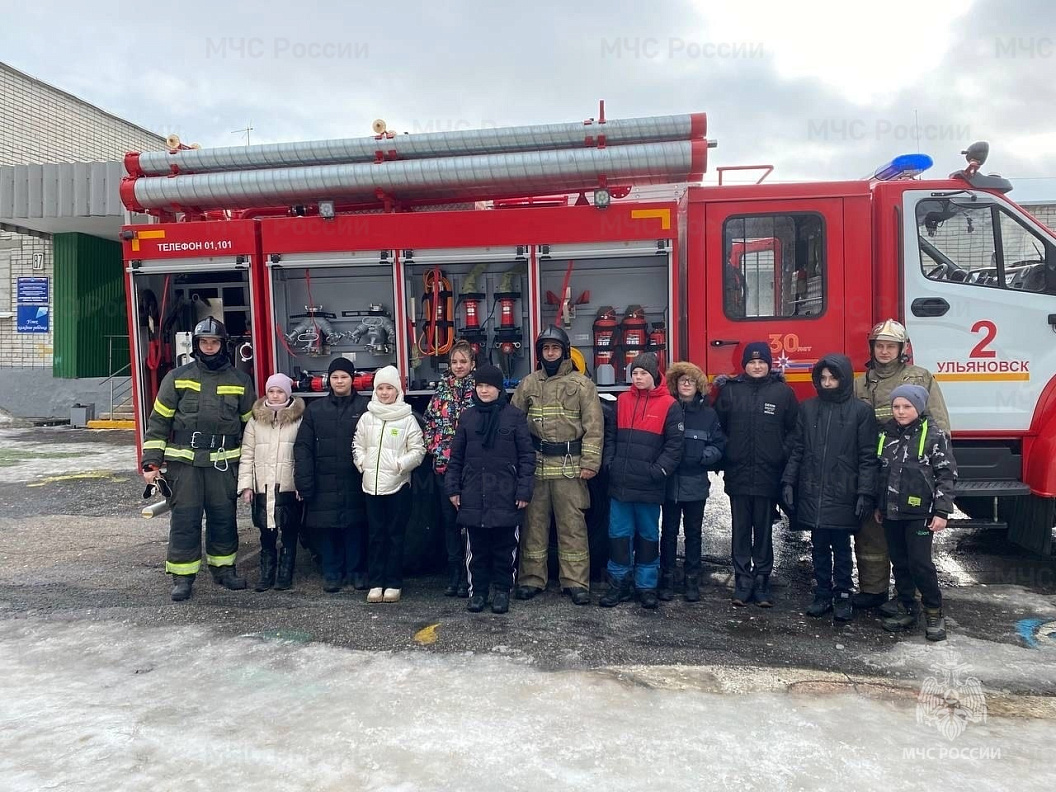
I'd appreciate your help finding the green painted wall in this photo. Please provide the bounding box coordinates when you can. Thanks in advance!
[52,233,128,378]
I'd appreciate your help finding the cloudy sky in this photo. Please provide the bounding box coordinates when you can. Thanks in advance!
[3,0,1055,200]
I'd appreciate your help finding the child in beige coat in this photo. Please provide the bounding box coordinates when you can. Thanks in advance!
[238,373,306,591]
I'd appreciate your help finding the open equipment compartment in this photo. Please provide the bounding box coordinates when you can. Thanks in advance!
[267,249,397,397]
[537,239,673,388]
[402,245,532,393]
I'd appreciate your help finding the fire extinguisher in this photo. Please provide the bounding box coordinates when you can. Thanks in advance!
[457,262,488,357]
[620,305,648,382]
[648,321,667,378]
[593,306,619,383]
[493,276,523,380]
[416,267,454,358]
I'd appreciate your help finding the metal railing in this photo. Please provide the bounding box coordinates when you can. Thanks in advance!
[101,335,133,420]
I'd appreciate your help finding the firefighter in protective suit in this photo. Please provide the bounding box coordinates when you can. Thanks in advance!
[511,326,604,605]
[852,318,950,612]
[141,318,256,601]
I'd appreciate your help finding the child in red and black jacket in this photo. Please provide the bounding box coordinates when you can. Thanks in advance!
[599,352,684,610]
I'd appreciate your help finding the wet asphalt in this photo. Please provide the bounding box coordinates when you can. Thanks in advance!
[2,426,1056,695]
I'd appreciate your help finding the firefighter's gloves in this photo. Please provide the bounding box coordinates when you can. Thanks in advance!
[143,474,172,500]
[855,495,874,521]
[781,485,794,512]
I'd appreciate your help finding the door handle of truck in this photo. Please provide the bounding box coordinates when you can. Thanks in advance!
[710,339,739,347]
[910,298,950,317]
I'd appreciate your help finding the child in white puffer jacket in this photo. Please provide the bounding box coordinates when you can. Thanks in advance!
[353,365,426,604]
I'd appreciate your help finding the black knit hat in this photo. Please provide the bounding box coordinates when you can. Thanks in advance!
[630,352,660,383]
[474,364,505,390]
[741,341,773,369]
[327,357,356,378]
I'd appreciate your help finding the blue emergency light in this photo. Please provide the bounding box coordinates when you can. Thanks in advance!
[870,153,934,181]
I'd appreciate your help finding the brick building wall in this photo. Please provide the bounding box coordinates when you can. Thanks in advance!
[0,61,165,369]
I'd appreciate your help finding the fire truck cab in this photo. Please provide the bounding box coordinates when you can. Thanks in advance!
[120,116,1056,556]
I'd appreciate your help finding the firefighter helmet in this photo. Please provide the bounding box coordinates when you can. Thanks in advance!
[868,319,908,344]
[192,316,228,343]
[535,325,570,360]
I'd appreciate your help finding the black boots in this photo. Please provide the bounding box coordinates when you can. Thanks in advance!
[806,595,832,618]
[924,608,947,641]
[211,565,247,590]
[754,575,774,608]
[684,574,700,603]
[853,591,888,610]
[444,568,460,597]
[255,548,277,592]
[491,590,510,614]
[658,571,675,602]
[567,587,591,606]
[599,573,633,607]
[639,589,659,609]
[833,592,854,622]
[882,601,920,632]
[171,574,194,602]
[731,576,754,606]
[274,544,297,590]
[514,585,542,600]
[467,593,487,613]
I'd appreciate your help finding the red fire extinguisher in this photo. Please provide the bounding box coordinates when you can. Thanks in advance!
[593,306,619,375]
[649,321,667,378]
[620,305,648,381]
[457,292,486,357]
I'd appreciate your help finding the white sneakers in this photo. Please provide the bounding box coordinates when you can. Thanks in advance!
[367,587,402,603]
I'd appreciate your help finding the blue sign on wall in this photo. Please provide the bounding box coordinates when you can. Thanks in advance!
[17,305,49,333]
[16,277,49,305]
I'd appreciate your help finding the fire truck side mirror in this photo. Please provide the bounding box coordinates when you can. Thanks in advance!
[961,141,989,168]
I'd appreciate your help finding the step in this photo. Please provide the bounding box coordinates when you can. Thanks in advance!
[954,480,1032,498]
[86,419,136,430]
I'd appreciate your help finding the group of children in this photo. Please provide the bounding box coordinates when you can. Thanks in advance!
[236,336,956,641]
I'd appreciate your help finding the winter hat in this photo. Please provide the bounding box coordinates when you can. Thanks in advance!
[265,373,293,399]
[630,352,660,383]
[742,341,773,369]
[327,356,356,378]
[474,364,505,390]
[372,365,404,398]
[890,383,928,415]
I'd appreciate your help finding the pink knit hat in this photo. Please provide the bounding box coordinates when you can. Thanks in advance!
[265,373,293,399]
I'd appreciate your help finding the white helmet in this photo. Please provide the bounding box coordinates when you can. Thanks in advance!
[868,319,908,344]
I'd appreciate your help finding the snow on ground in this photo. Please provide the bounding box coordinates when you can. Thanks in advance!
[0,619,1052,792]
[0,428,136,484]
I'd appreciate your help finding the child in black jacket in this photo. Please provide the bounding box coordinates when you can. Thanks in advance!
[446,365,536,615]
[782,355,878,621]
[660,361,726,603]
[714,342,798,607]
[876,384,957,641]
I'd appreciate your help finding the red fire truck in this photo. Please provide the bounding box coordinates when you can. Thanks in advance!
[120,108,1056,556]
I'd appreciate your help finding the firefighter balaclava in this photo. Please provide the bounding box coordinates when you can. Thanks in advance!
[536,325,570,377]
[192,317,229,371]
